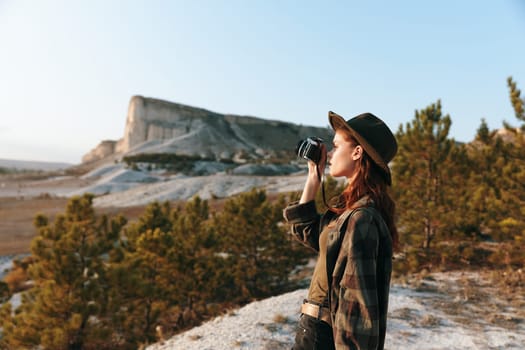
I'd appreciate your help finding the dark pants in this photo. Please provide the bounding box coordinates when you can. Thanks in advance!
[292,314,335,350]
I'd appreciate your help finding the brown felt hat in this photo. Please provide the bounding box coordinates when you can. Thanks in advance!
[328,111,397,185]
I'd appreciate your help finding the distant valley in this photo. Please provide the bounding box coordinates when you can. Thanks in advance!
[0,158,72,171]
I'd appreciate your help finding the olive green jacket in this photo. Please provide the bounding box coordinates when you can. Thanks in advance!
[283,196,392,350]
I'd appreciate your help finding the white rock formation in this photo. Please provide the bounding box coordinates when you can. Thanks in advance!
[82,96,333,164]
[82,140,117,163]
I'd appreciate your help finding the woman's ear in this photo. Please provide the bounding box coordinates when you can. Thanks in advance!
[352,145,363,160]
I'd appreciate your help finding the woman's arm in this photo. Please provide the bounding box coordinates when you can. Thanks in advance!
[286,169,323,251]
[283,200,322,252]
[283,145,327,251]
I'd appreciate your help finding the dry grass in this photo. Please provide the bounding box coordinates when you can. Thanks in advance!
[188,334,202,341]
[0,173,288,256]
[0,196,69,255]
[263,339,291,350]
[399,270,525,332]
[420,314,442,328]
[0,196,149,255]
[273,313,290,324]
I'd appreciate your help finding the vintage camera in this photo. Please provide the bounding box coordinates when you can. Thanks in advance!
[296,137,324,164]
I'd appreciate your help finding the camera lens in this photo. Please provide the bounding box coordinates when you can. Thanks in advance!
[296,137,323,164]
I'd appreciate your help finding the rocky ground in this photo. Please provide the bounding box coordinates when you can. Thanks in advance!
[146,271,525,350]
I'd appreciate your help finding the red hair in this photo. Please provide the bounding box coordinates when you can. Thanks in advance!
[332,133,399,250]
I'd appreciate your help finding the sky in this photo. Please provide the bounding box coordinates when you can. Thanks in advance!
[1,0,524,164]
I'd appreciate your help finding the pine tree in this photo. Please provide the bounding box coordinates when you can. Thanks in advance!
[212,189,307,302]
[169,196,213,304]
[497,140,525,241]
[507,76,525,127]
[0,285,14,350]
[0,194,126,350]
[108,201,176,346]
[109,198,219,343]
[108,227,174,346]
[393,100,457,250]
[500,78,525,242]
[464,113,525,267]
[166,196,226,323]
[0,281,9,303]
[125,201,173,245]
[459,120,502,238]
[490,78,525,243]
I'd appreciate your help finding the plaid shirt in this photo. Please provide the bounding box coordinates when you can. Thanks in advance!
[283,196,392,350]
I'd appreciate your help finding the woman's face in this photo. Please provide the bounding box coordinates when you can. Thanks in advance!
[328,130,362,180]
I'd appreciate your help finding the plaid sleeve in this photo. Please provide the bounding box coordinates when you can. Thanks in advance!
[283,200,317,224]
[333,209,381,350]
[283,200,321,252]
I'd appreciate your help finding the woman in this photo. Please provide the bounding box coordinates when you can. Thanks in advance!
[284,111,398,350]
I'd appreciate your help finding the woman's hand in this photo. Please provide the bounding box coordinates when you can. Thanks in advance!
[306,143,327,178]
[300,144,327,203]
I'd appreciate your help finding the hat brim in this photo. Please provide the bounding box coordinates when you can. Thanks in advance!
[328,111,392,185]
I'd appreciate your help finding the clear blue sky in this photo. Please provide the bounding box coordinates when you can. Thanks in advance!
[1,0,524,164]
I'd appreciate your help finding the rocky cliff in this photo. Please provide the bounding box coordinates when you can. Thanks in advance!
[82,140,117,163]
[83,96,333,163]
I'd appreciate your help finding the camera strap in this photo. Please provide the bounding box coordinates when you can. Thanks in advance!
[316,164,331,209]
